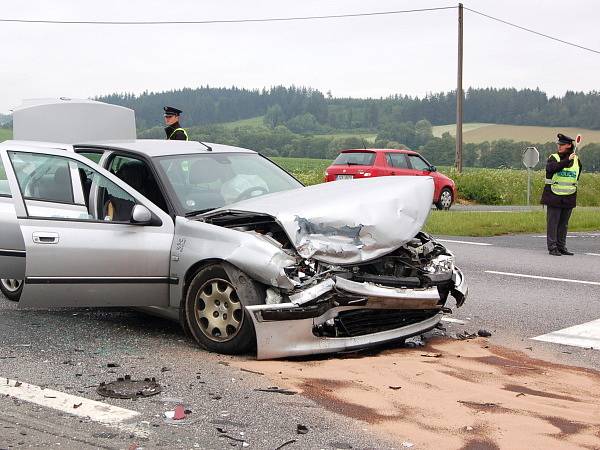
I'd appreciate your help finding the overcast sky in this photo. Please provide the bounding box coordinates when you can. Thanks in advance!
[1,0,599,114]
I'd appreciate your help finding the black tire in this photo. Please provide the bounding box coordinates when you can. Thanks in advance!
[435,187,453,210]
[0,279,23,302]
[184,263,263,355]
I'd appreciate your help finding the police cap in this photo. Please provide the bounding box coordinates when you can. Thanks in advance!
[164,106,182,116]
[556,133,574,145]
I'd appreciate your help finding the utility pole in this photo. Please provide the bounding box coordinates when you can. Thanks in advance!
[455,3,464,173]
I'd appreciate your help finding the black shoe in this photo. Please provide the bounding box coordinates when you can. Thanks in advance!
[559,248,574,255]
[549,249,562,256]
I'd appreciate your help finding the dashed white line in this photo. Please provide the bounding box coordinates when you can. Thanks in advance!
[532,319,600,350]
[585,253,600,257]
[0,377,146,436]
[485,270,600,286]
[437,239,492,246]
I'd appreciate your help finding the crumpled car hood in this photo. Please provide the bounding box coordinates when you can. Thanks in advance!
[203,176,434,265]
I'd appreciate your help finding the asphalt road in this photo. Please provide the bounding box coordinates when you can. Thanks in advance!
[1,231,599,448]
[437,231,600,369]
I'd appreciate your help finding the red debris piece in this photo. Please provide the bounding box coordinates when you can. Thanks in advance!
[173,404,186,420]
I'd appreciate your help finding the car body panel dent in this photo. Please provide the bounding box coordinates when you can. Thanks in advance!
[203,176,434,265]
[170,217,298,307]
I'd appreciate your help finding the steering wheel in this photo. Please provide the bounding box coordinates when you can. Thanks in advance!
[234,186,269,202]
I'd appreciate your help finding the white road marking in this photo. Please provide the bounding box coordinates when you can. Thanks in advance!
[585,253,600,257]
[532,319,600,350]
[485,270,600,286]
[0,377,146,436]
[441,317,467,325]
[437,239,492,246]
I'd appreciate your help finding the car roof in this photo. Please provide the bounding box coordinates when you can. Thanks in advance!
[340,148,417,154]
[3,139,256,157]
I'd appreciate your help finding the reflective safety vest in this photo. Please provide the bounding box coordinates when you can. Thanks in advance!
[545,153,579,195]
[168,127,189,140]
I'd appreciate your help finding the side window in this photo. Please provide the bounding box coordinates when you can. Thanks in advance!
[386,153,409,169]
[0,156,10,197]
[408,155,431,171]
[8,151,136,222]
[108,155,168,213]
[9,152,74,204]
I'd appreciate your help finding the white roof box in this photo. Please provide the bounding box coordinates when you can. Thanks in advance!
[12,98,136,143]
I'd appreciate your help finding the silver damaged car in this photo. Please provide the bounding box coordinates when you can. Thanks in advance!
[0,102,467,359]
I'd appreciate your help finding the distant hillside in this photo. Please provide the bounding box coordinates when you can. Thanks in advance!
[432,124,600,145]
[97,86,600,132]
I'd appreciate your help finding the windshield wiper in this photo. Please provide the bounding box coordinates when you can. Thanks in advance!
[185,208,216,217]
[344,162,362,165]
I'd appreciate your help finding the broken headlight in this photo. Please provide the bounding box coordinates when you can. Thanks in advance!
[423,254,455,274]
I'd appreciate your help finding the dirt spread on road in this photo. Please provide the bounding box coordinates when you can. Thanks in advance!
[235,338,600,449]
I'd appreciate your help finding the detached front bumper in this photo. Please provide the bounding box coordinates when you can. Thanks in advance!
[247,267,468,359]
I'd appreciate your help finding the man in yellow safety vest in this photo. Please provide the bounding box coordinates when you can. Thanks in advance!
[540,133,582,256]
[163,106,189,141]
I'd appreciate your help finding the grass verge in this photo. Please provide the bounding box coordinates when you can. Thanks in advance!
[424,208,600,236]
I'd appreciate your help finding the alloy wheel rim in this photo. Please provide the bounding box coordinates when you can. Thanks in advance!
[194,278,243,342]
[1,279,22,293]
[441,191,452,208]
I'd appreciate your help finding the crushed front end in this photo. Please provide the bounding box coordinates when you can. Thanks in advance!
[245,231,467,359]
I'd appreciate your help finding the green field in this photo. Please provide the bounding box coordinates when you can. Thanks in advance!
[424,208,600,236]
[433,123,600,145]
[0,129,12,141]
[220,116,266,129]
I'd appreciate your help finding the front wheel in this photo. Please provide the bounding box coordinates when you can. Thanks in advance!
[435,187,453,210]
[0,279,23,302]
[184,263,262,355]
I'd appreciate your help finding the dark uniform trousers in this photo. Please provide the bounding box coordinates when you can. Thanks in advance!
[546,206,573,252]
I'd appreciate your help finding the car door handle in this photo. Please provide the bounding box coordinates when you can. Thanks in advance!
[32,232,60,244]
[391,171,396,175]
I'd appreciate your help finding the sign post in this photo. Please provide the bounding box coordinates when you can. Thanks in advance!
[522,146,540,208]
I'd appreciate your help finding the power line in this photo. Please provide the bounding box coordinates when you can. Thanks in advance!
[465,6,600,55]
[0,6,456,25]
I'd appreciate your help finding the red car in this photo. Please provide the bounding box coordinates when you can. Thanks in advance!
[324,149,456,209]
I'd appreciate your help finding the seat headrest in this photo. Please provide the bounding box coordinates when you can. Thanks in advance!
[54,165,70,183]
[116,161,147,192]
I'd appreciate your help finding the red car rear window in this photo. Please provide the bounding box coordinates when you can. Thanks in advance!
[332,152,376,166]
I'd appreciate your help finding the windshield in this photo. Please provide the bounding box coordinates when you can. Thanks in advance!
[332,152,376,166]
[156,153,302,215]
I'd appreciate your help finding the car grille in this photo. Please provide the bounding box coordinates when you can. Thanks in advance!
[336,309,439,337]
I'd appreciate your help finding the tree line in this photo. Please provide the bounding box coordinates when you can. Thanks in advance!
[97,86,600,131]
[138,119,600,172]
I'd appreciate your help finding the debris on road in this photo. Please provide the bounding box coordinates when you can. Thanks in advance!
[254,386,297,395]
[421,353,442,358]
[456,331,478,340]
[388,385,402,390]
[401,441,415,448]
[296,424,309,434]
[239,368,265,376]
[477,329,492,337]
[216,427,249,447]
[275,439,297,450]
[97,375,161,399]
[106,362,120,368]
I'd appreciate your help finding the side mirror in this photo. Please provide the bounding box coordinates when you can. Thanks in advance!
[429,165,437,172]
[131,204,152,224]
